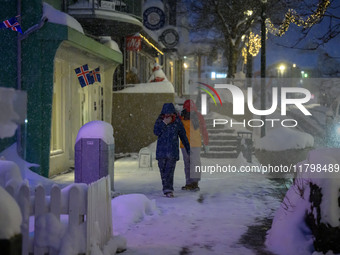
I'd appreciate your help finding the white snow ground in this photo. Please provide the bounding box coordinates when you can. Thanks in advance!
[54,149,283,255]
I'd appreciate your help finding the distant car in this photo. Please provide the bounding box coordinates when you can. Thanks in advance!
[325,96,340,138]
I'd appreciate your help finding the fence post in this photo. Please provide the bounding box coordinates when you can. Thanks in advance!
[16,183,30,255]
[69,185,86,254]
[34,185,47,255]
[50,185,61,255]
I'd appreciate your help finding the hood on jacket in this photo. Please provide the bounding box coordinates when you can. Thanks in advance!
[161,103,176,114]
[183,99,198,112]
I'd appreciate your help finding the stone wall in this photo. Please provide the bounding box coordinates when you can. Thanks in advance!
[112,93,175,153]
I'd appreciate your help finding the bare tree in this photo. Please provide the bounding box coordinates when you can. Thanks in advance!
[185,0,321,78]
[189,0,298,77]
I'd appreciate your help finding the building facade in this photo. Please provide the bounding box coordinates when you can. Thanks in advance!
[0,0,186,176]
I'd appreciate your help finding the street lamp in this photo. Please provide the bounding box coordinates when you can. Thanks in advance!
[278,64,286,77]
[260,0,267,138]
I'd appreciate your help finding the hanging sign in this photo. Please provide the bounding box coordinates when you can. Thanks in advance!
[126,36,141,51]
[143,7,165,30]
[159,29,179,48]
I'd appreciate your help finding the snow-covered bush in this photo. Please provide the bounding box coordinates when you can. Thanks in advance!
[266,148,340,255]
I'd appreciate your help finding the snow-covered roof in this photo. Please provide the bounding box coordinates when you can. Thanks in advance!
[115,81,175,94]
[43,2,84,34]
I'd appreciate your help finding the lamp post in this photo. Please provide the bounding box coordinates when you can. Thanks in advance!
[260,0,267,138]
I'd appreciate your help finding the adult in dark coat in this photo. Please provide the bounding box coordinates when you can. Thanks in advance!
[154,103,190,197]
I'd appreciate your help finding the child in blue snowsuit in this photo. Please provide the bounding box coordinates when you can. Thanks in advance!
[154,103,190,197]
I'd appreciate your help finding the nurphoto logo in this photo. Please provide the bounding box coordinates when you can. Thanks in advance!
[198,83,312,129]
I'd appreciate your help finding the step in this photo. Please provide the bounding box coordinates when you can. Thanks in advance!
[208,140,240,146]
[209,135,240,140]
[208,145,238,152]
[206,128,235,134]
[201,151,239,158]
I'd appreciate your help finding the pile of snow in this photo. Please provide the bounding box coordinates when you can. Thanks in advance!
[90,235,127,255]
[255,127,314,151]
[76,120,114,145]
[265,182,314,255]
[111,194,158,235]
[0,186,22,239]
[100,36,122,53]
[0,144,54,190]
[0,159,23,189]
[0,87,21,138]
[115,81,174,93]
[43,2,84,34]
[266,148,340,255]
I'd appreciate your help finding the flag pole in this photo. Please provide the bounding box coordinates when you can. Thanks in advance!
[17,0,24,158]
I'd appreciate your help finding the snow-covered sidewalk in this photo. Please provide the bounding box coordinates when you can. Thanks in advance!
[54,152,283,255]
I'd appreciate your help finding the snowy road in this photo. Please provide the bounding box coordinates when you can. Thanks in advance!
[54,153,283,254]
[111,156,283,255]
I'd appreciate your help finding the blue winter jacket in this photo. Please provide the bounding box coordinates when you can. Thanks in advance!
[154,103,190,160]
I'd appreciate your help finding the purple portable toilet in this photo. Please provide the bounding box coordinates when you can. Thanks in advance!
[74,121,114,190]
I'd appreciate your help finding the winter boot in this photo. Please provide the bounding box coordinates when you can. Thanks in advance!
[164,191,174,198]
[190,182,200,192]
[181,184,193,190]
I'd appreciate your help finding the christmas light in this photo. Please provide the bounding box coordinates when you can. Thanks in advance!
[140,34,164,55]
[266,0,330,36]
[242,0,330,62]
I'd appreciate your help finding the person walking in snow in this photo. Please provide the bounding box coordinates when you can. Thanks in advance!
[154,103,190,198]
[180,100,209,191]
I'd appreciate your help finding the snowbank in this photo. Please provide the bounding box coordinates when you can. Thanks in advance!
[0,186,22,239]
[111,194,158,235]
[266,148,340,255]
[75,120,114,145]
[43,2,84,34]
[115,81,175,93]
[255,127,314,151]
[265,183,314,255]
[0,159,23,189]
[90,235,127,255]
[0,144,54,189]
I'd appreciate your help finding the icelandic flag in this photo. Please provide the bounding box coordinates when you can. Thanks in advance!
[74,64,94,87]
[0,16,23,34]
[90,67,101,83]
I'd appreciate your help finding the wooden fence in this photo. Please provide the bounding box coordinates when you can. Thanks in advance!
[2,175,112,255]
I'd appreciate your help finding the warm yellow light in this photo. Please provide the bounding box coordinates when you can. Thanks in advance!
[279,64,286,72]
[183,63,189,69]
[246,10,253,16]
[293,63,296,68]
[140,34,164,55]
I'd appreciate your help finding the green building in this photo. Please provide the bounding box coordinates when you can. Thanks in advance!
[0,0,145,177]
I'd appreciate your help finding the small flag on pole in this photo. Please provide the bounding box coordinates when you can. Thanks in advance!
[0,16,23,34]
[90,67,101,83]
[74,64,94,87]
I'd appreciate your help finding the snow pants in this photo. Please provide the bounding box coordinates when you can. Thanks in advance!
[158,158,177,194]
[181,147,201,185]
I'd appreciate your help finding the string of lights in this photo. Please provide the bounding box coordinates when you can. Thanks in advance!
[242,0,330,62]
[266,0,330,36]
[140,34,164,55]
[242,32,261,64]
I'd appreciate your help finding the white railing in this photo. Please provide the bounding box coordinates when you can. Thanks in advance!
[2,174,112,255]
